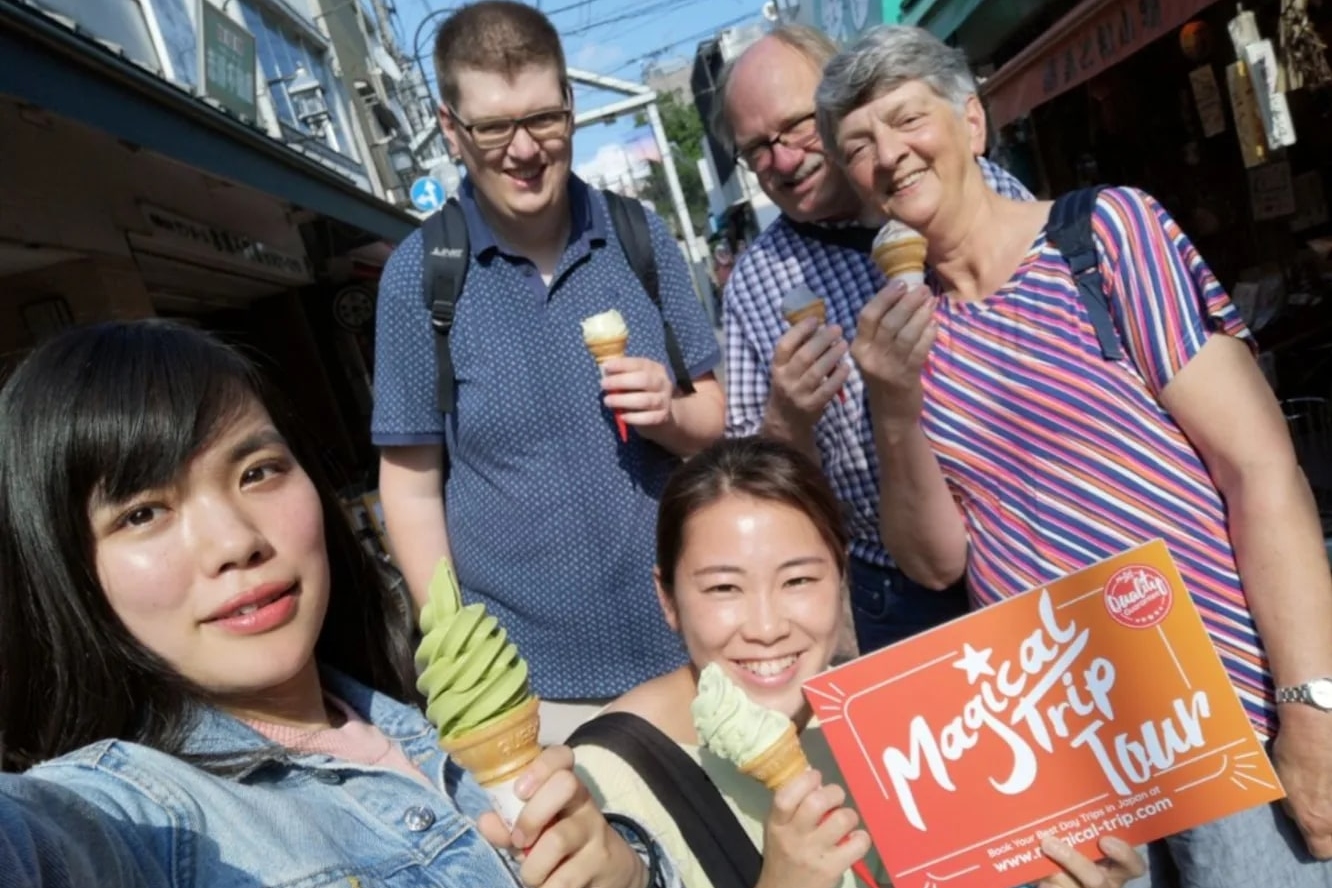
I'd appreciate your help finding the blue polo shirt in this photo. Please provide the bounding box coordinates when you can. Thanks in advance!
[372,175,720,699]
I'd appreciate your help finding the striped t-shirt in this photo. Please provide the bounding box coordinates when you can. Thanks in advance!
[923,186,1274,737]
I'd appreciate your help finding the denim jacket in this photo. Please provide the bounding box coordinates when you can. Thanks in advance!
[0,670,677,887]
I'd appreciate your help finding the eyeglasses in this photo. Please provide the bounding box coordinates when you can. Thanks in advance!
[734,112,820,173]
[447,105,573,151]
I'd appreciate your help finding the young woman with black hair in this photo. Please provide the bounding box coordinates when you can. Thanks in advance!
[0,319,672,888]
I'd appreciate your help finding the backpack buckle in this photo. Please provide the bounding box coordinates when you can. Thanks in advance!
[1064,248,1097,276]
[430,302,455,332]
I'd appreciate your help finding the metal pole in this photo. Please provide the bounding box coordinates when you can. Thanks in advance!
[645,100,700,265]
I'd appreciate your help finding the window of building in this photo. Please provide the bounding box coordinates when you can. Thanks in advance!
[237,0,356,157]
[142,0,198,88]
[42,0,160,71]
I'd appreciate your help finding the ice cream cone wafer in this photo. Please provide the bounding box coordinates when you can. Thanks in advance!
[784,300,827,326]
[585,334,629,364]
[740,722,810,790]
[584,335,630,440]
[440,694,542,787]
[872,222,928,286]
[873,242,927,281]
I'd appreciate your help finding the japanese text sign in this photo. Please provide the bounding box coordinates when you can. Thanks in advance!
[983,0,1216,130]
[200,1,257,121]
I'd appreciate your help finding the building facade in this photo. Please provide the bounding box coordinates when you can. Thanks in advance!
[314,0,449,208]
[0,0,438,484]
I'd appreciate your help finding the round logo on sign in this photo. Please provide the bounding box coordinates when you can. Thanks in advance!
[1103,565,1173,629]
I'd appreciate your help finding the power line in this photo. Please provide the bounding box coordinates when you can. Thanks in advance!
[543,0,609,17]
[593,7,690,47]
[405,0,759,108]
[562,0,713,36]
[603,12,760,76]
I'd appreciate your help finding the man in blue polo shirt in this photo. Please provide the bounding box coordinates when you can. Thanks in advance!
[371,0,723,743]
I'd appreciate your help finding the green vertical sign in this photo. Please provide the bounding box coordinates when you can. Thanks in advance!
[199,1,257,120]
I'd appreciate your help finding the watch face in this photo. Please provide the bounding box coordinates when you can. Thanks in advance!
[1310,678,1332,709]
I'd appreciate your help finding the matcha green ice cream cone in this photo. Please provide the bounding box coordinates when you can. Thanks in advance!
[691,662,809,789]
[415,558,539,824]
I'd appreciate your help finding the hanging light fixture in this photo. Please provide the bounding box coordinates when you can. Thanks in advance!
[287,64,330,131]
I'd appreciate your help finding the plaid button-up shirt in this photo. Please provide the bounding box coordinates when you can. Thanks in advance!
[722,157,1033,567]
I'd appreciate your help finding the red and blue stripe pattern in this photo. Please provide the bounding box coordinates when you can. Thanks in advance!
[923,187,1274,737]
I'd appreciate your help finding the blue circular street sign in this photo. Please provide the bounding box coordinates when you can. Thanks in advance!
[410,177,446,212]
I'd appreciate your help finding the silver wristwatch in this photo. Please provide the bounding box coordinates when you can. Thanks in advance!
[1275,677,1332,711]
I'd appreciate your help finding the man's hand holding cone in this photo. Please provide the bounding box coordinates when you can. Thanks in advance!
[582,308,680,444]
[766,286,851,451]
[582,310,632,441]
[781,285,849,407]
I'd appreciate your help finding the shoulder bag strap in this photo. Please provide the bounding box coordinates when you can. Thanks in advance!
[602,191,697,395]
[570,712,763,888]
[1046,186,1123,361]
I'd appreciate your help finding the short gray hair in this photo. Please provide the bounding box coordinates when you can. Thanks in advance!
[815,25,977,156]
[711,25,839,155]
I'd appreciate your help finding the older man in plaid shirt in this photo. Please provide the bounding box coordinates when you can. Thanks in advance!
[716,25,1033,654]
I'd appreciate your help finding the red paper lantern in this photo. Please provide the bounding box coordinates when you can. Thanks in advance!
[1180,20,1213,62]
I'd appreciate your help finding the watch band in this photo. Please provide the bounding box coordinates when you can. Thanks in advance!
[604,812,666,888]
[1274,677,1332,711]
[1275,685,1309,705]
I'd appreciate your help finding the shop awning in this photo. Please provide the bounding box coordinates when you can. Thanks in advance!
[0,2,416,244]
[982,0,1218,130]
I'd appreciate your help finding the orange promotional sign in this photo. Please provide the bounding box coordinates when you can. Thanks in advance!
[805,540,1283,888]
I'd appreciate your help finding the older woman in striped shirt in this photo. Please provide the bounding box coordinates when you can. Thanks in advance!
[815,22,1332,888]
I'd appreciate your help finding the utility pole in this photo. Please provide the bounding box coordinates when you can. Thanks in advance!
[568,67,700,267]
[644,100,698,264]
[370,0,407,65]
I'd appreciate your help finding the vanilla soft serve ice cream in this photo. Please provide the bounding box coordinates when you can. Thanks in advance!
[580,309,628,344]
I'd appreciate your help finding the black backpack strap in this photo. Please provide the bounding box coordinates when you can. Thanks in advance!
[570,712,762,888]
[421,200,471,413]
[1046,186,1123,361]
[602,191,697,395]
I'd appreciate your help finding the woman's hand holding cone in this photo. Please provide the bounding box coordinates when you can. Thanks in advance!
[476,745,650,888]
[852,280,936,429]
[755,769,873,888]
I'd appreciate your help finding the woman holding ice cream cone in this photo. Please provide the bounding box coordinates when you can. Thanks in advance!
[817,23,1332,888]
[572,437,1136,888]
[0,320,678,888]
[573,436,877,888]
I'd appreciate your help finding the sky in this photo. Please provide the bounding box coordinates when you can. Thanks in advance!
[391,0,762,179]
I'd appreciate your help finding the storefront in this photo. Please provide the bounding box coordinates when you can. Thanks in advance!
[981,0,1332,518]
[0,1,415,484]
[984,0,1332,371]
